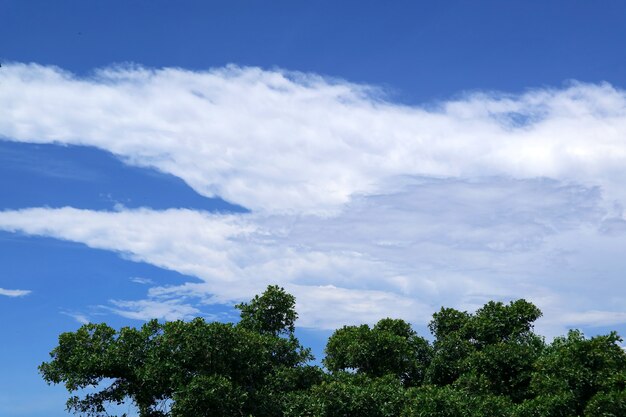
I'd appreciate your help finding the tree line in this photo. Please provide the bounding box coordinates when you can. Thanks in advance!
[40,286,626,416]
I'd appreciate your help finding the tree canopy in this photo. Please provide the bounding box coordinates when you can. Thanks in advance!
[40,286,626,417]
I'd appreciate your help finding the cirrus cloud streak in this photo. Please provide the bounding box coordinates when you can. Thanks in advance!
[0,175,625,335]
[0,288,31,297]
[3,63,626,335]
[2,63,626,213]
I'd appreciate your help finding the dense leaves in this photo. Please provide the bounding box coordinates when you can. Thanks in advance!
[402,385,514,417]
[41,287,626,416]
[427,299,544,401]
[324,318,431,386]
[236,285,298,336]
[529,330,626,416]
[284,373,407,417]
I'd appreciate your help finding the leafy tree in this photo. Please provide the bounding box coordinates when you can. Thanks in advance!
[40,289,626,417]
[526,330,626,416]
[513,393,577,417]
[402,385,514,417]
[584,388,626,417]
[170,375,247,417]
[323,318,432,386]
[236,285,297,336]
[284,373,407,417]
[426,299,544,402]
[40,286,314,417]
[428,307,471,341]
[455,335,544,402]
[468,299,542,347]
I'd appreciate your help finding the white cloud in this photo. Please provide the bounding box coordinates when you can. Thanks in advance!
[289,284,432,329]
[130,277,155,285]
[0,287,31,297]
[106,299,201,321]
[2,63,626,213]
[547,310,626,328]
[0,174,624,333]
[60,311,90,325]
[3,63,626,334]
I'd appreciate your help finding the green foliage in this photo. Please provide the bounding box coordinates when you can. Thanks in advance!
[324,318,432,386]
[236,285,297,336]
[40,288,626,417]
[284,373,407,417]
[426,299,544,402]
[528,330,626,416]
[429,307,471,340]
[40,286,313,417]
[402,385,514,417]
[513,393,577,417]
[585,389,626,417]
[170,375,247,417]
[469,299,542,347]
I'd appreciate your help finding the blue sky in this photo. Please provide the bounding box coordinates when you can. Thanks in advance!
[2,1,626,416]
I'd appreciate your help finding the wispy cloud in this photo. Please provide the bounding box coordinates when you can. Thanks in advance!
[0,175,623,333]
[0,287,31,297]
[2,63,626,213]
[106,298,201,321]
[2,63,626,334]
[60,310,90,325]
[130,276,155,285]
